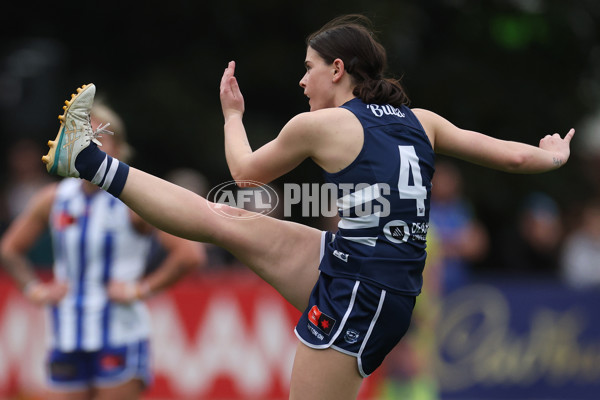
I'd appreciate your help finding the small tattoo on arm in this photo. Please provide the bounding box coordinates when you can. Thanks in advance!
[553,157,563,167]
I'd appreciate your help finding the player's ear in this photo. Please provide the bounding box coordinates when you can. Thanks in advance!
[332,58,345,82]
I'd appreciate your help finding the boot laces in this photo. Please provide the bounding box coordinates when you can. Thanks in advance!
[84,115,114,146]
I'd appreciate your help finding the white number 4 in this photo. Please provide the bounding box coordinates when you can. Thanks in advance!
[398,145,427,216]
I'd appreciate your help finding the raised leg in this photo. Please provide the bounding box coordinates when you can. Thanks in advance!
[121,168,322,310]
[42,83,322,311]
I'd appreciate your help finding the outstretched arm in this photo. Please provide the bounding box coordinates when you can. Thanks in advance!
[219,61,314,184]
[414,108,574,173]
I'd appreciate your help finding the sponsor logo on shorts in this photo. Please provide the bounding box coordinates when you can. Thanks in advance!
[49,361,78,379]
[344,329,360,344]
[307,323,325,341]
[100,354,125,371]
[308,305,336,336]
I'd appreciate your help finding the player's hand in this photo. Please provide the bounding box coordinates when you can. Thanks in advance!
[24,281,68,305]
[107,280,151,303]
[220,60,245,122]
[539,128,575,168]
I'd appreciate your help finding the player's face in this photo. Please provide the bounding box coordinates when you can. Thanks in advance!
[299,47,336,111]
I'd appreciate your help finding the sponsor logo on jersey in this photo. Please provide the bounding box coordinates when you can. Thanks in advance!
[383,220,428,243]
[390,226,406,240]
[411,222,429,242]
[308,305,336,335]
[54,211,76,230]
[333,250,349,262]
[383,220,410,244]
[366,104,406,118]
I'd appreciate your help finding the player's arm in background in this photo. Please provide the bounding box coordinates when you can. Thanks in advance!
[0,183,68,304]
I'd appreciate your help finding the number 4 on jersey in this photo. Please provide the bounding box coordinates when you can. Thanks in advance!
[398,145,427,216]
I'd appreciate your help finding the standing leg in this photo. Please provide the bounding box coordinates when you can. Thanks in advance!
[289,343,363,400]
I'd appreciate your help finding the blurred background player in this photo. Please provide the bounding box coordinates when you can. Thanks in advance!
[498,191,563,278]
[561,198,600,289]
[429,160,489,293]
[0,101,205,400]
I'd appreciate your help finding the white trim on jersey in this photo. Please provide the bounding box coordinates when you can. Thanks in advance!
[336,183,382,210]
[336,184,382,247]
[337,212,381,230]
[319,231,327,261]
[341,236,378,247]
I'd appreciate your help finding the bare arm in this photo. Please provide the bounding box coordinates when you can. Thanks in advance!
[220,61,317,184]
[0,184,67,304]
[414,108,575,173]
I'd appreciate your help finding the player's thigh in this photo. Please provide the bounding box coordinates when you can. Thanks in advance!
[289,342,363,400]
[94,379,143,400]
[209,204,323,310]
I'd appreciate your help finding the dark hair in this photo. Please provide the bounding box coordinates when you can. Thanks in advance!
[306,14,409,107]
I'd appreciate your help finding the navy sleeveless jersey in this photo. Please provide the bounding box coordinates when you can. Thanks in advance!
[320,98,435,295]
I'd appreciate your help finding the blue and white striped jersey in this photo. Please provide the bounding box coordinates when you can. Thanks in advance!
[49,178,152,351]
[320,98,435,295]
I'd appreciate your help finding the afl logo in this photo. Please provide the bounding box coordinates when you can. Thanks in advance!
[206,180,279,220]
[383,220,410,243]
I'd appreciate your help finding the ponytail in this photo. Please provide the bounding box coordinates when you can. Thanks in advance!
[353,78,409,108]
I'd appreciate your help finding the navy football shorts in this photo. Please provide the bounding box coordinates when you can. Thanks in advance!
[47,339,151,390]
[295,233,416,377]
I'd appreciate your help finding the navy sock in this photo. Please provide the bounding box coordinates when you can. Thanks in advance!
[75,143,105,181]
[75,143,130,197]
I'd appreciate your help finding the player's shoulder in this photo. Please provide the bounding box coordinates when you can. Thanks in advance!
[291,107,352,124]
[410,108,451,143]
[411,108,438,122]
[411,108,454,128]
[284,108,356,141]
